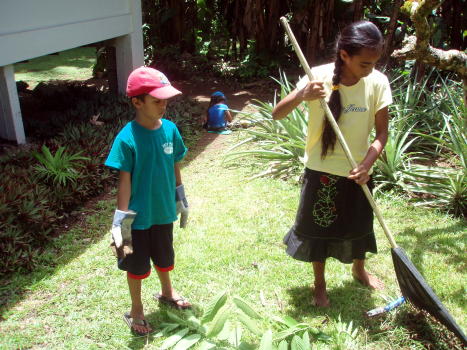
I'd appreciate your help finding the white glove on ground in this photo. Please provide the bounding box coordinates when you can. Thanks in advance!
[176,185,189,228]
[110,209,137,258]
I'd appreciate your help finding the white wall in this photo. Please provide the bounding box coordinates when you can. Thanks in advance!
[0,0,144,143]
[0,0,134,66]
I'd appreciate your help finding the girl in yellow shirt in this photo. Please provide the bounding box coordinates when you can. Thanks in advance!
[272,21,392,307]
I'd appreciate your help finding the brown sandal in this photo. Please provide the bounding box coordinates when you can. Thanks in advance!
[154,293,192,310]
[123,312,152,336]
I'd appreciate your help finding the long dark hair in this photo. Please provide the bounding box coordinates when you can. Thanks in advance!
[321,21,383,159]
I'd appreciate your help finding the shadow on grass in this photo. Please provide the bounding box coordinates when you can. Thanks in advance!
[396,221,466,274]
[0,195,113,316]
[285,283,465,348]
[285,281,378,329]
[394,221,466,310]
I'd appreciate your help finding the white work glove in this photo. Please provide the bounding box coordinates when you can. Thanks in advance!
[175,184,189,228]
[109,209,137,258]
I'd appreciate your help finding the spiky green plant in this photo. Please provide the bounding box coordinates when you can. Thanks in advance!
[404,166,466,217]
[32,145,89,187]
[415,80,466,170]
[226,71,307,180]
[374,123,424,192]
[401,74,466,216]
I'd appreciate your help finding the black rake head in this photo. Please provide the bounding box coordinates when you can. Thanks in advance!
[391,247,467,345]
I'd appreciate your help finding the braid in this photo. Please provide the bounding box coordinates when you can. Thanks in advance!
[321,56,343,159]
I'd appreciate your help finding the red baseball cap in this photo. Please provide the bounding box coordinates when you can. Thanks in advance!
[126,66,182,99]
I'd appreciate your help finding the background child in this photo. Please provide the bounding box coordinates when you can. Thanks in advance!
[202,91,232,131]
[272,21,392,307]
[105,67,191,336]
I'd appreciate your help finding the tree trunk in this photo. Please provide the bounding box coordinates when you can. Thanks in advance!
[182,0,197,53]
[381,0,404,66]
[166,0,182,45]
[352,0,364,21]
[392,0,467,78]
[306,0,321,65]
[392,0,467,104]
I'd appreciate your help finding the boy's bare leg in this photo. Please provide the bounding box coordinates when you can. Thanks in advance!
[127,275,152,333]
[352,259,384,290]
[312,261,330,307]
[156,270,191,307]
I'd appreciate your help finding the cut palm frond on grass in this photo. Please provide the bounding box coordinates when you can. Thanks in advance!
[280,16,467,345]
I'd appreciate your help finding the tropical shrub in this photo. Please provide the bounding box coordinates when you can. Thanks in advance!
[226,71,307,180]
[32,145,89,187]
[404,166,466,217]
[373,124,423,193]
[393,72,466,216]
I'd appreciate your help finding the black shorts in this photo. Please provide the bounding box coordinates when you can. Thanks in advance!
[118,223,174,279]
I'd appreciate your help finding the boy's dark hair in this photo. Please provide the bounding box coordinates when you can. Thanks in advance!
[321,21,383,159]
[131,93,148,103]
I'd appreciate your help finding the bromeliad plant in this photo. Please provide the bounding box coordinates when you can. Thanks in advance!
[373,122,424,193]
[32,145,90,187]
[402,76,466,217]
[226,71,307,180]
[156,292,354,350]
[404,167,466,217]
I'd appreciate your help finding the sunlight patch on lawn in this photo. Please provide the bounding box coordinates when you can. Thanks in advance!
[14,47,96,88]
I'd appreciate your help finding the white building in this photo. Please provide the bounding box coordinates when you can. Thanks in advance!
[0,0,144,144]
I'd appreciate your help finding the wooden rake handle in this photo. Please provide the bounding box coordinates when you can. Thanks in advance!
[279,17,398,249]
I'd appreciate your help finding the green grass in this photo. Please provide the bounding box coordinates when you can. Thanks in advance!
[14,47,96,88]
[0,132,465,349]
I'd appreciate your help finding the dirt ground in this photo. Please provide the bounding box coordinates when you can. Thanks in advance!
[174,77,275,156]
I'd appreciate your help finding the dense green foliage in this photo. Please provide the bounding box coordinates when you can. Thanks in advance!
[141,0,466,80]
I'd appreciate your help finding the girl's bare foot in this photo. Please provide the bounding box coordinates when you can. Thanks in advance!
[312,284,330,307]
[352,267,385,290]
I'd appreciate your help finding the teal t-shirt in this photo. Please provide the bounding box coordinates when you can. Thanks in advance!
[105,119,187,229]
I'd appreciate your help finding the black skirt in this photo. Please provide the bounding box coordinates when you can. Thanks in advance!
[284,168,377,263]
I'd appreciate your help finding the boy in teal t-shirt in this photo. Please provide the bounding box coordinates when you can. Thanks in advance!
[105,67,190,336]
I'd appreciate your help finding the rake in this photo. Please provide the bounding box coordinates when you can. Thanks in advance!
[279,16,466,345]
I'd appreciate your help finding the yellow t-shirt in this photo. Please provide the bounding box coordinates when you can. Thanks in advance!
[296,63,392,177]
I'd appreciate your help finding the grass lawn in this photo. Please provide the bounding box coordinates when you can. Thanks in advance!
[14,47,96,88]
[0,129,465,349]
[2,53,466,348]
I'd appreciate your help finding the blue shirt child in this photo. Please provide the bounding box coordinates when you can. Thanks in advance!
[207,103,229,129]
